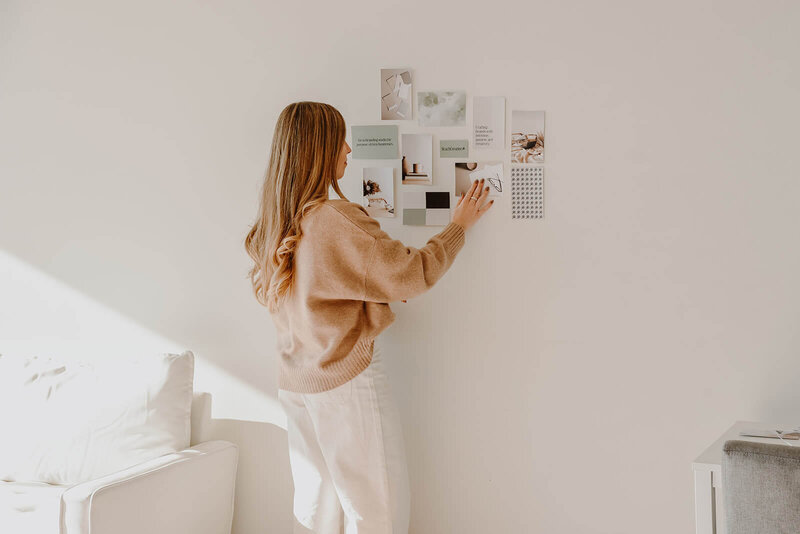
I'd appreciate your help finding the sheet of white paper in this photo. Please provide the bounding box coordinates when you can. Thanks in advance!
[469,169,493,181]
[398,81,410,100]
[484,163,503,176]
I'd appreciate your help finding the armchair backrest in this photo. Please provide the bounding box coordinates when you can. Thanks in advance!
[722,439,800,533]
[0,351,195,486]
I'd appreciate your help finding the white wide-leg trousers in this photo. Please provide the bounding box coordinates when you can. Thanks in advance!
[278,339,411,534]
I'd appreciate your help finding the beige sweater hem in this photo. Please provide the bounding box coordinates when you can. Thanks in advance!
[278,337,375,393]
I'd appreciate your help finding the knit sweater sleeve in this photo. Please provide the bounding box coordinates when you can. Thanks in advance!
[334,202,466,303]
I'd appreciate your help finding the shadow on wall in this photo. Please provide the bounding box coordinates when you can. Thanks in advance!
[194,395,326,534]
[192,392,296,533]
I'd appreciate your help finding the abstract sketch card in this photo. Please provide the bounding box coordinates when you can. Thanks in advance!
[417,91,466,127]
[362,167,395,218]
[401,133,433,185]
[454,161,505,198]
[380,68,413,120]
[511,110,545,163]
[473,96,505,150]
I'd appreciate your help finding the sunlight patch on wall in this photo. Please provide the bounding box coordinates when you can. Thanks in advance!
[0,249,286,429]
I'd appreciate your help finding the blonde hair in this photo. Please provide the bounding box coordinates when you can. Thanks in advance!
[245,101,348,312]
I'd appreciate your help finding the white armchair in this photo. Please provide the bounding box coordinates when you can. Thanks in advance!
[0,351,239,534]
[59,439,237,533]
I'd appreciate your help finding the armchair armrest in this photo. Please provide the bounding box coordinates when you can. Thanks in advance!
[59,440,238,534]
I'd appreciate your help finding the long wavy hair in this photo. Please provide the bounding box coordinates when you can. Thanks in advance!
[245,101,348,312]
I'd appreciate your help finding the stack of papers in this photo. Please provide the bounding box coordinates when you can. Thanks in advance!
[739,428,800,440]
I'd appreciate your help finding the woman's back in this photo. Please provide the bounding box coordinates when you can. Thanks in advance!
[272,198,465,394]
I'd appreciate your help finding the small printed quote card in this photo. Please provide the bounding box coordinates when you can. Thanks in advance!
[351,125,399,159]
[439,139,469,158]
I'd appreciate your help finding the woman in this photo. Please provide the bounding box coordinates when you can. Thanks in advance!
[244,101,493,533]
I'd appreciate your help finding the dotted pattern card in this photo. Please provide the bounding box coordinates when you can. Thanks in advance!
[510,166,544,219]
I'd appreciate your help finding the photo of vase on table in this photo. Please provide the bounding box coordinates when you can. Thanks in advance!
[362,167,395,217]
[401,133,433,185]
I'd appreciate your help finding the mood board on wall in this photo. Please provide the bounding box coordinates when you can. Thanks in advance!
[355,67,546,226]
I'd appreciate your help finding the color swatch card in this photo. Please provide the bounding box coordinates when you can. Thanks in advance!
[402,191,451,226]
[473,96,505,150]
[510,166,544,219]
[352,125,399,159]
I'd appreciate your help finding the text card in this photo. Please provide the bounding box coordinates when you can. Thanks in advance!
[473,96,505,150]
[440,139,469,158]
[352,125,399,159]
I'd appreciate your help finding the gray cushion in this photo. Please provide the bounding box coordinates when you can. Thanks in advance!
[722,439,800,534]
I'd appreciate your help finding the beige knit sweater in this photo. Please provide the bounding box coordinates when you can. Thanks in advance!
[271,198,466,393]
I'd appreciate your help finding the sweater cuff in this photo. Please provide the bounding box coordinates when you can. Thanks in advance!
[438,221,466,256]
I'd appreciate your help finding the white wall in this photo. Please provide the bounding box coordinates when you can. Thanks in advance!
[2,1,799,532]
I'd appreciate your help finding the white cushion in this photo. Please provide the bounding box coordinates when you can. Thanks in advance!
[0,351,194,485]
[0,480,65,533]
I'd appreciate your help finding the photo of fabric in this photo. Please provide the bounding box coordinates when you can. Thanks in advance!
[511,110,545,163]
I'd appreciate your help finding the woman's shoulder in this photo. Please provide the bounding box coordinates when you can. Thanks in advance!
[301,198,357,220]
[322,198,368,216]
[315,199,380,237]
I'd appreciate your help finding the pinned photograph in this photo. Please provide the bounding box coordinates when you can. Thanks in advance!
[362,167,395,218]
[401,133,433,185]
[511,110,545,163]
[454,161,504,198]
[417,91,466,127]
[380,68,413,120]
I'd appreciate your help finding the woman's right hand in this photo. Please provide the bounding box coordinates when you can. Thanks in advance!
[452,178,494,231]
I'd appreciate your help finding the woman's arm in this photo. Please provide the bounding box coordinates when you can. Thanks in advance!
[331,202,465,303]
